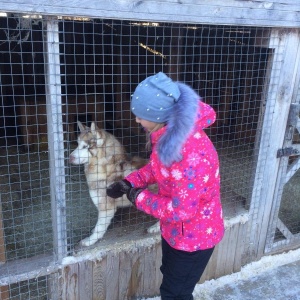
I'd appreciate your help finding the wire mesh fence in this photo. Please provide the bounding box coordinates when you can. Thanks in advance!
[0,11,299,299]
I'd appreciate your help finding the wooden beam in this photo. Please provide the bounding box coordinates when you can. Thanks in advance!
[1,0,300,28]
[271,232,300,253]
[44,17,68,261]
[286,156,300,183]
[264,35,300,253]
[0,254,56,286]
[276,218,293,240]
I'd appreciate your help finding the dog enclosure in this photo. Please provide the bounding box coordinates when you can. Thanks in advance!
[0,0,300,299]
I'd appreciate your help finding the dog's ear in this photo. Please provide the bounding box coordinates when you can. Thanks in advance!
[90,122,99,135]
[90,122,104,146]
[77,120,86,133]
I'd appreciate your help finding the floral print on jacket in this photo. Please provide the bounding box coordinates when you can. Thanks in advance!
[126,101,224,252]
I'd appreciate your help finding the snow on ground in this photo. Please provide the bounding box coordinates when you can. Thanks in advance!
[142,247,300,300]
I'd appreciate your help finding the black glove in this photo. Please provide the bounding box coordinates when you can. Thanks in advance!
[107,179,132,199]
[126,188,143,204]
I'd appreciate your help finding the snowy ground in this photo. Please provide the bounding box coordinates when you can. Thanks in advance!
[142,247,300,300]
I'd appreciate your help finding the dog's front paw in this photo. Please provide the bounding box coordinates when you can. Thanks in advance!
[80,237,97,247]
[147,221,160,234]
[80,231,103,247]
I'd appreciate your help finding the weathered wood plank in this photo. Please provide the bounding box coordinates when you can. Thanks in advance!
[118,251,133,300]
[105,252,120,300]
[233,222,247,272]
[49,273,62,300]
[224,223,240,275]
[1,0,300,27]
[92,259,106,300]
[154,242,162,294]
[135,249,147,298]
[60,222,253,299]
[199,222,247,283]
[126,250,143,299]
[199,245,219,283]
[142,246,158,298]
[213,229,229,278]
[62,264,79,300]
[215,226,232,278]
[79,261,93,300]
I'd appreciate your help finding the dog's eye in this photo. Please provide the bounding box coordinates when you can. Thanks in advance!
[82,145,89,149]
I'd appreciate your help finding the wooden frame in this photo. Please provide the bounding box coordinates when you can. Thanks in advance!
[0,0,299,28]
[246,28,300,261]
[44,18,68,261]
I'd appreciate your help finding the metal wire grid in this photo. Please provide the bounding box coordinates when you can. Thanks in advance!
[7,276,49,300]
[0,13,279,298]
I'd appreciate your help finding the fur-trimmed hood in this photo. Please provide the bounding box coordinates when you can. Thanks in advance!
[151,82,215,166]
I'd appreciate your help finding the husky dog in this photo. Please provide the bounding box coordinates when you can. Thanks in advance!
[69,121,158,247]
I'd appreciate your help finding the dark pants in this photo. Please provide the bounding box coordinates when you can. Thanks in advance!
[160,237,214,300]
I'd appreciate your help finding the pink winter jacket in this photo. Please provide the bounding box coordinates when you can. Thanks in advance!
[126,101,224,252]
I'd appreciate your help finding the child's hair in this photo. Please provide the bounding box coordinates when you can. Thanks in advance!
[145,123,166,151]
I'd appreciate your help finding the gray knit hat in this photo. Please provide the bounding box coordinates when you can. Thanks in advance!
[131,72,181,123]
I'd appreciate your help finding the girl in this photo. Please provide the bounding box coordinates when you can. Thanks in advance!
[107,72,224,300]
